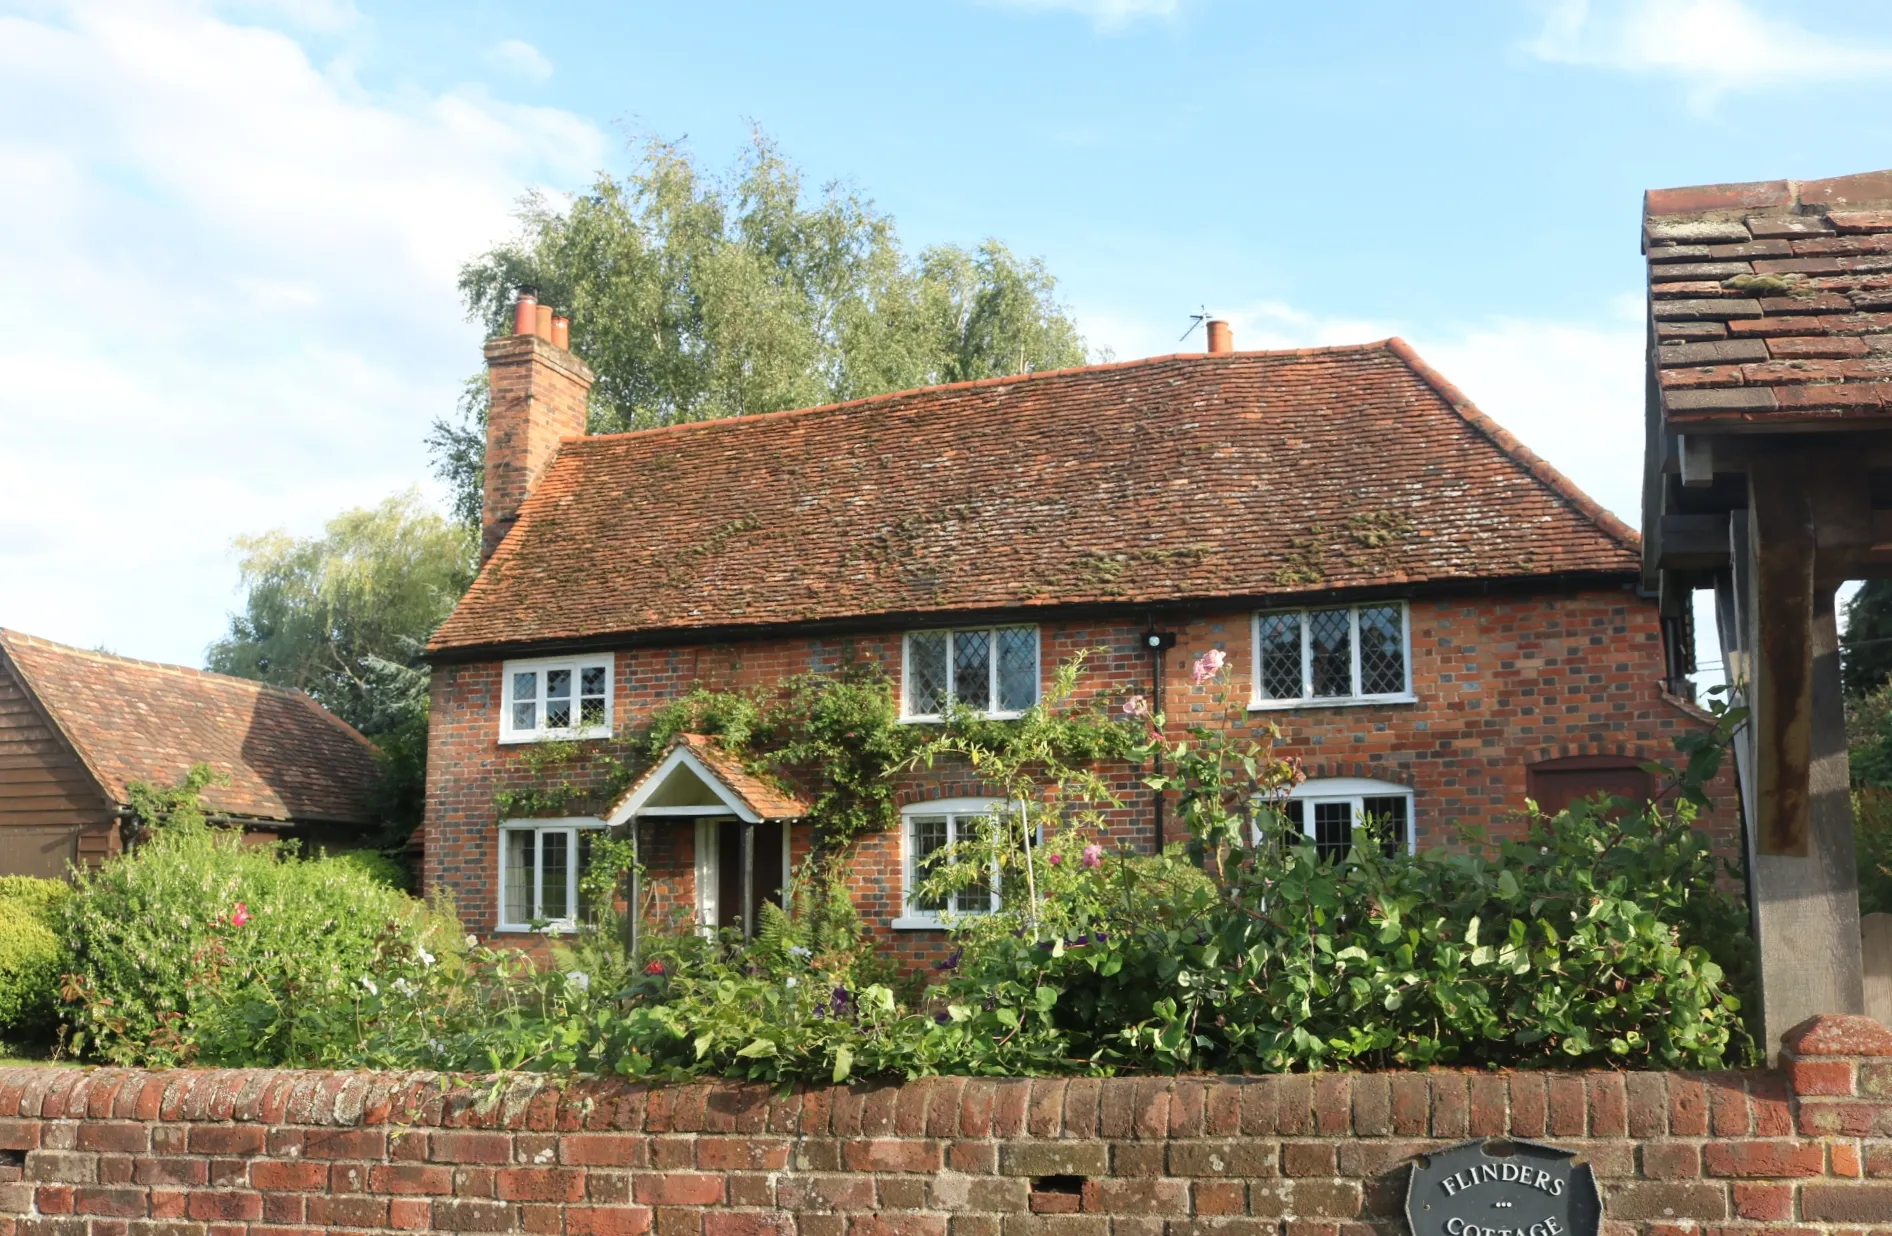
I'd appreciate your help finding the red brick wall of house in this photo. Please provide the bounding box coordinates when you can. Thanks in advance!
[423,585,1738,967]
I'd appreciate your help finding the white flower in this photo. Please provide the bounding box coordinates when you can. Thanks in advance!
[464,934,479,950]
[787,945,811,959]
[567,971,590,992]
[359,977,379,996]
[785,977,798,988]
[392,978,417,997]
[416,947,435,968]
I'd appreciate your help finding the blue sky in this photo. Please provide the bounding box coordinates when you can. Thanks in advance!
[3,0,1890,668]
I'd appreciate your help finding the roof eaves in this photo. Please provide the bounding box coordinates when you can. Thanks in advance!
[0,632,121,806]
[1381,337,1642,555]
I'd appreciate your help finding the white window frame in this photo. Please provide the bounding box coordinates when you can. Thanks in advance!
[500,654,615,743]
[893,797,1008,930]
[900,626,1041,722]
[1268,778,1416,858]
[496,818,607,932]
[1248,602,1414,710]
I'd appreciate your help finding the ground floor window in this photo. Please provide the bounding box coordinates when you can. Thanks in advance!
[897,798,1004,927]
[1275,778,1413,861]
[499,818,603,930]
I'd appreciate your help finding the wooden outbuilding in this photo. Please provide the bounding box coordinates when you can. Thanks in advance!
[0,628,381,877]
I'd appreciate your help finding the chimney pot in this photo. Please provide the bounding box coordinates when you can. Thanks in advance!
[534,303,555,342]
[551,315,571,351]
[513,293,537,337]
[1206,319,1233,355]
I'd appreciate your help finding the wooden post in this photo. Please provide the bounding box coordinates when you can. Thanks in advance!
[1728,454,1865,1061]
[1865,913,1892,1027]
[741,821,756,941]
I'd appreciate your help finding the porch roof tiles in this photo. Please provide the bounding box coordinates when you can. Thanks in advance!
[1645,168,1892,430]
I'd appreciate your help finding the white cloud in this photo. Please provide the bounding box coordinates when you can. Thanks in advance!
[487,38,553,83]
[0,0,607,666]
[1528,0,1892,105]
[977,0,1183,32]
[1078,302,1645,530]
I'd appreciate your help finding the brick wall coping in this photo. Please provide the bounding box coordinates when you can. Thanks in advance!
[1,1017,1889,1235]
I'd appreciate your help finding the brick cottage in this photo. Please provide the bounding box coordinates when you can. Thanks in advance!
[420,305,1734,965]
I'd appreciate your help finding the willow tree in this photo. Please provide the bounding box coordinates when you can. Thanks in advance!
[435,132,1093,521]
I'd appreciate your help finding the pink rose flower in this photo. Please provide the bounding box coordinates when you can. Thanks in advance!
[229,902,249,927]
[1122,694,1150,718]
[1082,845,1103,869]
[1191,649,1227,685]
[1047,853,1062,866]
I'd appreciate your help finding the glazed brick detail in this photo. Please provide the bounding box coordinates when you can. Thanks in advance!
[4,1022,1891,1236]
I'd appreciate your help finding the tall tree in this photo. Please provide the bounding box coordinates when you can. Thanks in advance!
[207,492,477,833]
[1845,581,1892,698]
[435,132,1094,521]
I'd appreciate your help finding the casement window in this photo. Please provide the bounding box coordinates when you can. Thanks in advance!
[1250,602,1412,708]
[902,626,1039,720]
[500,655,613,742]
[498,819,605,931]
[1263,779,1414,861]
[894,798,1004,929]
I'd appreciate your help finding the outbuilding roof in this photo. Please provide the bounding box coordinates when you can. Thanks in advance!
[430,339,1639,656]
[1644,169,1892,430]
[0,629,380,825]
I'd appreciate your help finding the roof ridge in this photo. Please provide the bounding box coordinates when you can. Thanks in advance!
[0,628,334,710]
[1380,337,1642,554]
[569,342,1396,447]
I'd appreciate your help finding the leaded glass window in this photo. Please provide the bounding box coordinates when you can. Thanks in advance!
[1308,608,1352,698]
[1282,783,1413,861]
[903,805,1001,919]
[501,657,614,740]
[1251,605,1408,704]
[498,821,605,930]
[903,627,1039,719]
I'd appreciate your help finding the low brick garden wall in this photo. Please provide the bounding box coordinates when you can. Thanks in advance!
[4,1016,1892,1236]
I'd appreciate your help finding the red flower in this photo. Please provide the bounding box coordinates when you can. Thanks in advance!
[644,960,666,976]
[229,902,250,927]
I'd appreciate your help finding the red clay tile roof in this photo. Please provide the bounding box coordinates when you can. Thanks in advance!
[1644,169,1892,430]
[430,340,1639,655]
[0,629,380,825]
[609,733,808,822]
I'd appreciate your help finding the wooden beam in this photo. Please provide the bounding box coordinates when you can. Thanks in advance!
[1748,456,1817,856]
[1680,435,1714,487]
[1657,513,1732,570]
[1732,447,1867,1060]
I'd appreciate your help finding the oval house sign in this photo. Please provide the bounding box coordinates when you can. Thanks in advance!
[1405,1139,1600,1236]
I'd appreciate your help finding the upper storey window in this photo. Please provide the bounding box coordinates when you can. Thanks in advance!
[500,655,614,742]
[1251,603,1412,709]
[902,627,1039,720]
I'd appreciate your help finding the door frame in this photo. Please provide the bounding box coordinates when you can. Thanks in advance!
[693,817,791,935]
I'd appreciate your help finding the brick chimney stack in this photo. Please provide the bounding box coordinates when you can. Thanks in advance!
[481,294,593,562]
[1205,318,1233,355]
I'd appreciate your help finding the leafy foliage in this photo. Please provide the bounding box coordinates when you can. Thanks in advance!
[0,877,71,1044]
[206,491,475,841]
[438,132,1093,523]
[124,762,229,844]
[61,818,458,1067]
[1844,580,1892,698]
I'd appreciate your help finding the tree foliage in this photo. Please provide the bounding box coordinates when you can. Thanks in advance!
[1845,580,1892,699]
[436,132,1094,521]
[206,492,475,834]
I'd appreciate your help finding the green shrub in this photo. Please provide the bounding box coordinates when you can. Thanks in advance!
[62,822,458,1067]
[315,848,409,891]
[0,875,73,919]
[0,880,71,1041]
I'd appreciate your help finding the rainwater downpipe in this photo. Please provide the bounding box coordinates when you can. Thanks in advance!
[1142,628,1177,853]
